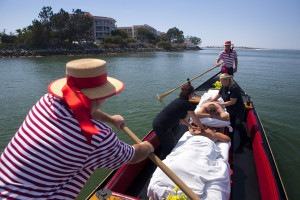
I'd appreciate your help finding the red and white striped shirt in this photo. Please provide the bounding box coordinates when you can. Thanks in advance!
[0,94,135,199]
[218,49,238,68]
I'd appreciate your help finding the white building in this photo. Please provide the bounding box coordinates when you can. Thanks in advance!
[85,12,116,42]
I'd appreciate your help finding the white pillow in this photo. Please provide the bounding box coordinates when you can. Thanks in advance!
[199,117,231,128]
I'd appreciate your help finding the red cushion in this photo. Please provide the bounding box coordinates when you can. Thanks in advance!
[247,110,280,200]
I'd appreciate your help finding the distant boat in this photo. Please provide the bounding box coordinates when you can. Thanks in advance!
[86,72,288,200]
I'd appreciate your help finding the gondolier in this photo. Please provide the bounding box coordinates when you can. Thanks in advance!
[0,58,154,200]
[216,41,238,76]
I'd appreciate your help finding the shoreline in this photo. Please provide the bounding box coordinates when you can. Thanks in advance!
[0,46,201,58]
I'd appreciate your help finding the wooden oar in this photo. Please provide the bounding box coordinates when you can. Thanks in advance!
[156,63,223,100]
[122,125,201,200]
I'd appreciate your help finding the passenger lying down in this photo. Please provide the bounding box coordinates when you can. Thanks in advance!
[196,102,230,122]
[147,128,231,200]
[193,89,233,132]
[190,127,231,142]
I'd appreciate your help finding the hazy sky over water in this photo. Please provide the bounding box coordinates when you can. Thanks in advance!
[1,0,299,49]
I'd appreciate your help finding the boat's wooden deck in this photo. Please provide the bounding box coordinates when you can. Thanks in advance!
[231,122,261,200]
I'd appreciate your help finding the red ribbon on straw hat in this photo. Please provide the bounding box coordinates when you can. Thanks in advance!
[62,76,99,144]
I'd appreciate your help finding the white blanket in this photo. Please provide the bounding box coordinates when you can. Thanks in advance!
[194,90,232,131]
[147,132,231,200]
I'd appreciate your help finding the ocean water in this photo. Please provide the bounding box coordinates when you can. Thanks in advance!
[0,49,299,199]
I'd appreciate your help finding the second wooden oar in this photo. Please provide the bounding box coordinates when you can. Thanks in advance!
[122,125,201,200]
[156,63,222,100]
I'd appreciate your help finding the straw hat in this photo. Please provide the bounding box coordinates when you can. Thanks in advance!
[48,58,124,100]
[224,41,233,46]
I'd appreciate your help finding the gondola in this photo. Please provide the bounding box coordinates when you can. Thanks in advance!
[86,72,288,200]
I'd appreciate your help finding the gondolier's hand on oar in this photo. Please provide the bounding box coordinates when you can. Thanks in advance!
[120,125,154,164]
[92,110,126,131]
[128,141,154,164]
[110,115,126,131]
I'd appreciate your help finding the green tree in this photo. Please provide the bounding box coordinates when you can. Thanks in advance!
[111,29,128,38]
[30,20,48,48]
[69,9,93,43]
[15,27,32,45]
[38,6,53,24]
[136,28,156,44]
[51,9,71,44]
[157,34,169,42]
[186,35,202,46]
[0,30,17,44]
[157,41,172,50]
[103,35,130,47]
[166,27,184,44]
[125,37,136,44]
[38,6,53,45]
[2,7,96,48]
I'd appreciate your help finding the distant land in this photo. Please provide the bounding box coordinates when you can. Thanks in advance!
[204,46,263,50]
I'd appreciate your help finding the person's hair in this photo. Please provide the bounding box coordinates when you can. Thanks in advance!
[179,84,194,99]
[207,103,218,113]
[220,73,234,88]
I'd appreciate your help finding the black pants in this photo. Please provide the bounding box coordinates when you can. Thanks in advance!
[153,123,176,159]
[229,107,248,147]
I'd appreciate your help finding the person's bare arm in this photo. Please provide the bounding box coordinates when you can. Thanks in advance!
[215,132,231,142]
[218,97,237,107]
[92,110,125,130]
[188,111,205,130]
[128,141,154,164]
[210,93,222,102]
[202,129,231,142]
[213,104,230,121]
[195,105,210,118]
[197,103,229,121]
[189,127,231,143]
[234,58,238,72]
[180,118,191,127]
[217,112,230,121]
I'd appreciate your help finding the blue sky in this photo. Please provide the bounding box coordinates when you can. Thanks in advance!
[0,0,299,49]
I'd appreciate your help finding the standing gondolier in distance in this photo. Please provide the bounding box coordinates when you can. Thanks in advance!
[0,58,154,199]
[216,41,238,76]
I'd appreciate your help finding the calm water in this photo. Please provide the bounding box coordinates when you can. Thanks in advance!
[0,49,299,199]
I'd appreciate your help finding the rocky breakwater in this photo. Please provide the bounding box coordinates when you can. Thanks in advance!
[0,46,165,58]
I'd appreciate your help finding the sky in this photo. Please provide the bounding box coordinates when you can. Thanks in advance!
[0,0,299,50]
